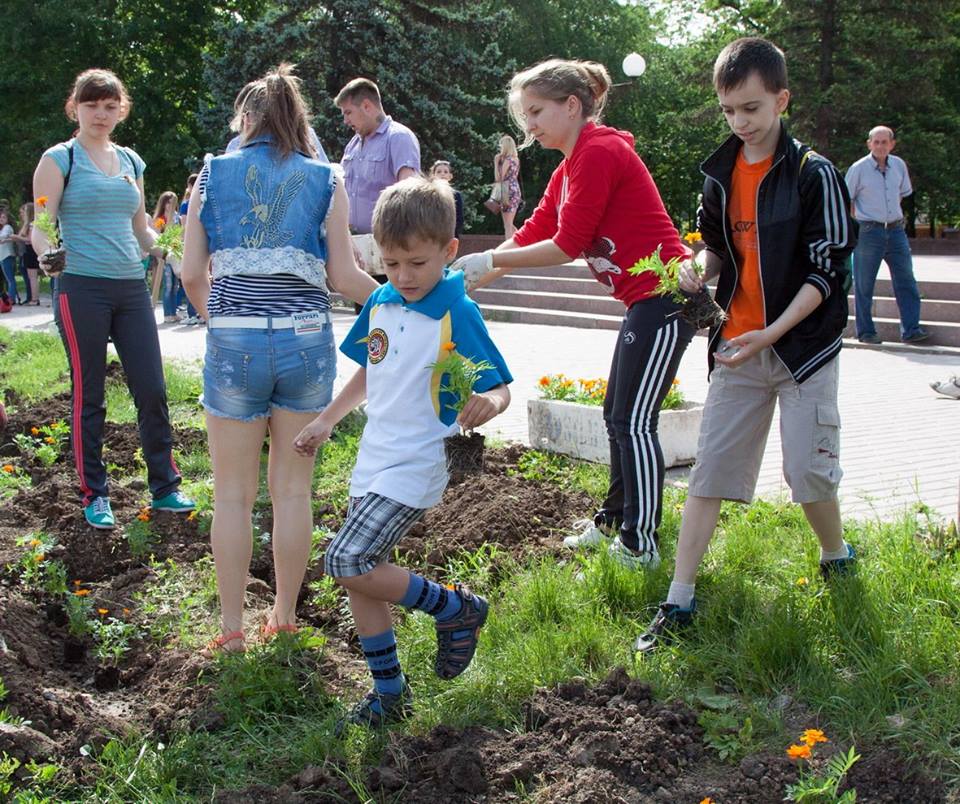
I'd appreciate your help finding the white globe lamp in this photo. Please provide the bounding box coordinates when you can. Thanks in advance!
[622,53,646,78]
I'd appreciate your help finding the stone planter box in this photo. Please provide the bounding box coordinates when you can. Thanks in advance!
[527,398,703,468]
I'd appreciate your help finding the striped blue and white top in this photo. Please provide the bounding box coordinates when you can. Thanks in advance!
[44,139,146,280]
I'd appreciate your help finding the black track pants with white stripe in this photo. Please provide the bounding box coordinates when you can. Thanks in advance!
[596,295,695,554]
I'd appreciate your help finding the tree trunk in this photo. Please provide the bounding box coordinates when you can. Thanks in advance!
[813,0,837,154]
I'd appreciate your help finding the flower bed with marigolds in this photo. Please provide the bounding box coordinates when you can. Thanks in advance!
[538,373,685,410]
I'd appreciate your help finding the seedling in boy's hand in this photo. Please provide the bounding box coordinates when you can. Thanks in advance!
[428,342,494,430]
[628,244,726,330]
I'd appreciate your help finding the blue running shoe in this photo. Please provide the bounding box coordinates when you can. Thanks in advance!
[84,497,115,530]
[151,490,196,512]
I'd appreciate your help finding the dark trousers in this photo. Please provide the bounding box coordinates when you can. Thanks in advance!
[55,273,181,505]
[596,296,694,554]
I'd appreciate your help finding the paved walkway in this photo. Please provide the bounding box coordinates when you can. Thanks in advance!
[4,261,959,523]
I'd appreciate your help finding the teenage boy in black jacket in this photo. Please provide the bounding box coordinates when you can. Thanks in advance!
[636,37,858,652]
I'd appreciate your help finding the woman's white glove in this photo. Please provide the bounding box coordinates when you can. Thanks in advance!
[450,249,495,291]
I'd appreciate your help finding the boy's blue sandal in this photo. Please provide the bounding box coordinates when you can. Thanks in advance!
[435,583,489,679]
[633,600,696,654]
[338,677,413,734]
[84,496,115,530]
[151,490,196,512]
[819,543,857,579]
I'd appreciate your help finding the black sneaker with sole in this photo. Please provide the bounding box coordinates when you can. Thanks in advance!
[633,601,696,653]
[337,676,413,734]
[819,543,857,579]
[435,583,489,679]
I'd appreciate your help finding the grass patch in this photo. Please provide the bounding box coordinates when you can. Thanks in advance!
[104,359,204,427]
[0,328,69,402]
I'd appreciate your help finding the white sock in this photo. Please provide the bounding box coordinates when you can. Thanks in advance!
[666,581,695,609]
[820,541,850,562]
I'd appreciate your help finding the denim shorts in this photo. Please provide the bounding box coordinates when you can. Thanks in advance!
[201,323,336,421]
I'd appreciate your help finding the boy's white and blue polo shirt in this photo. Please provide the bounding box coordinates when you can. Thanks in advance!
[341,270,512,509]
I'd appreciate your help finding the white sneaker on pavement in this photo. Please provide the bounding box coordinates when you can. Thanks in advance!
[562,518,613,549]
[930,376,960,399]
[608,536,661,571]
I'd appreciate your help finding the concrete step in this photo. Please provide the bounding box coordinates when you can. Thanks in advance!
[492,273,610,297]
[848,296,960,323]
[480,304,623,331]
[872,278,960,299]
[510,261,593,279]
[472,287,625,317]
[843,316,960,348]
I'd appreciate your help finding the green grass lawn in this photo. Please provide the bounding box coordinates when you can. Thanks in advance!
[2,327,959,801]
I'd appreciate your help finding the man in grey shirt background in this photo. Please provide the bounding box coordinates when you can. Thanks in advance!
[845,126,928,344]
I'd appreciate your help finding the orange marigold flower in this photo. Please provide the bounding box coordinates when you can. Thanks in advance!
[155,216,166,229]
[801,729,828,746]
[136,513,150,522]
[35,553,45,562]
[44,437,55,444]
[786,743,812,760]
[36,196,49,207]
[2,465,14,473]
[29,538,42,547]
[672,378,680,386]
[74,579,82,586]
[441,341,456,351]
[97,608,109,616]
[186,511,197,521]
[539,376,551,386]
[74,589,91,596]
[700,798,714,804]
[122,608,131,616]
[31,427,40,435]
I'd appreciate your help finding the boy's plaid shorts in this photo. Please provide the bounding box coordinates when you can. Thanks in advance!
[323,493,425,578]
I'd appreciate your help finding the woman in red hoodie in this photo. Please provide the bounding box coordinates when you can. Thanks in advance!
[454,58,694,572]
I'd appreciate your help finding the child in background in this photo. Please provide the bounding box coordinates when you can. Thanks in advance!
[430,159,464,237]
[0,210,18,303]
[294,176,511,729]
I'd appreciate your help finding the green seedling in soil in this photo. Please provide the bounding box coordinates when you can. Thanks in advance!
[786,736,860,803]
[0,462,30,499]
[65,591,95,639]
[92,616,143,665]
[428,347,495,415]
[124,515,157,559]
[13,534,68,596]
[699,710,757,762]
[134,557,219,647]
[1,752,60,801]
[12,421,68,467]
[0,677,27,727]
[628,245,726,330]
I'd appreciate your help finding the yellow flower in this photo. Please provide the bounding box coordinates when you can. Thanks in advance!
[75,589,91,597]
[187,510,197,521]
[787,743,812,760]
[796,576,809,586]
[29,539,42,548]
[441,341,456,351]
[35,553,45,562]
[44,437,55,444]
[31,427,40,435]
[2,465,14,473]
[684,231,703,243]
[801,729,828,746]
[97,608,109,616]
[700,799,714,804]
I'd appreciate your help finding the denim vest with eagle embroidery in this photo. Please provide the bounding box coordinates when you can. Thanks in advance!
[200,135,337,289]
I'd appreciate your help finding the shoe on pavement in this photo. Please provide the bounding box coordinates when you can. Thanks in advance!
[563,518,614,549]
[930,376,960,399]
[151,490,196,512]
[634,601,696,653]
[84,496,116,530]
[608,536,661,571]
[902,328,930,344]
[857,333,882,345]
[819,543,857,579]
[337,676,413,734]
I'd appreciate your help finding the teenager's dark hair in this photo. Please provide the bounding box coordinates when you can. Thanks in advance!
[713,37,788,94]
[233,64,315,159]
[65,68,132,122]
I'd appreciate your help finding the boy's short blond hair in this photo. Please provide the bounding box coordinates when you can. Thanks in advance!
[372,176,456,251]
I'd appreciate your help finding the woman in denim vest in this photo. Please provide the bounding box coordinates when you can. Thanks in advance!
[182,64,378,653]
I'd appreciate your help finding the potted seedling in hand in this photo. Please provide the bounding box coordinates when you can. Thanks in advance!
[429,341,495,480]
[628,243,726,331]
[33,196,66,277]
[153,217,184,261]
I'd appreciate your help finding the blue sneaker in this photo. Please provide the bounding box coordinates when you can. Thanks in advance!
[151,490,196,512]
[820,543,857,579]
[84,497,115,530]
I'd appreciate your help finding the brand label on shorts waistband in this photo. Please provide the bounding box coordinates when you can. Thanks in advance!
[291,311,324,335]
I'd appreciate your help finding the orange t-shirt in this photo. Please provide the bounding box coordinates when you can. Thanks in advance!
[722,151,774,340]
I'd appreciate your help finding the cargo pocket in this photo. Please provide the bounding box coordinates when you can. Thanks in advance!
[812,404,841,469]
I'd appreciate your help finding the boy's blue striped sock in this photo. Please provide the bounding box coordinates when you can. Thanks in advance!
[359,628,404,711]
[399,573,463,621]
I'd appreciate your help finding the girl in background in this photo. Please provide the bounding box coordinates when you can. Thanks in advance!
[151,190,180,323]
[492,135,522,238]
[430,160,463,237]
[14,204,41,305]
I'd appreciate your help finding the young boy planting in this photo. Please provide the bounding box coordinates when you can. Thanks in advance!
[294,176,512,727]
[636,37,858,652]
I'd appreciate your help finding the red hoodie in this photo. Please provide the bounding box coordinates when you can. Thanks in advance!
[514,122,689,308]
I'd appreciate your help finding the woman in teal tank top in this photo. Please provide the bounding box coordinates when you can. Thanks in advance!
[31,68,195,530]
